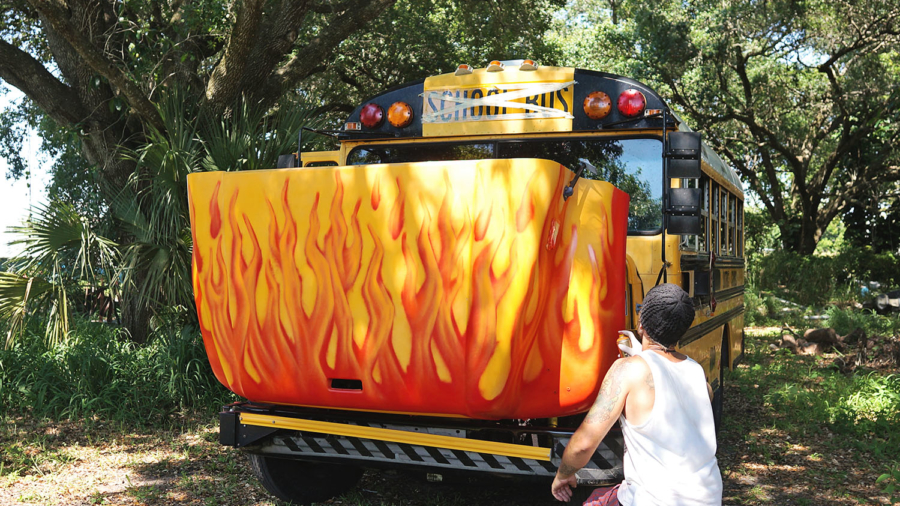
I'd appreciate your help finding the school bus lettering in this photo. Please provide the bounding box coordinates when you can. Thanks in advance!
[422,81,575,124]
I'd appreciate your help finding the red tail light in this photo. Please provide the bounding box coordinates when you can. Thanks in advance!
[617,89,646,117]
[360,103,384,129]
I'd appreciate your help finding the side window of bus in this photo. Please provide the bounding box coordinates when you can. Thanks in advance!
[737,200,744,257]
[710,182,719,254]
[679,176,707,252]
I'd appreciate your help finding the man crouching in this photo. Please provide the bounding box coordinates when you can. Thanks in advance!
[551,283,723,505]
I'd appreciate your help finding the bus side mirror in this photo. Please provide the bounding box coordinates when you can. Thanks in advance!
[664,132,702,235]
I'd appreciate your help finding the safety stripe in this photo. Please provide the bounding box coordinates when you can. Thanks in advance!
[240,413,551,461]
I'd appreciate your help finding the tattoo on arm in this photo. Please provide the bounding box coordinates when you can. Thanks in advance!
[558,461,580,477]
[584,360,630,424]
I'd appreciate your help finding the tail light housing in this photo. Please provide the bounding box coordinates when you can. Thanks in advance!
[388,101,413,128]
[583,91,612,120]
[617,89,646,117]
[360,103,384,129]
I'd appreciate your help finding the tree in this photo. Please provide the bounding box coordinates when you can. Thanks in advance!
[1,0,563,341]
[557,0,900,254]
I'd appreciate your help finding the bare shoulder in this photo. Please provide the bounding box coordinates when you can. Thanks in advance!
[618,355,650,383]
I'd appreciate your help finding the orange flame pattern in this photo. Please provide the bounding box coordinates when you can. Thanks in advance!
[188,159,628,419]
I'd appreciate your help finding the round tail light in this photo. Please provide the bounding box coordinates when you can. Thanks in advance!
[583,91,612,120]
[388,101,413,128]
[360,103,384,129]
[617,89,646,117]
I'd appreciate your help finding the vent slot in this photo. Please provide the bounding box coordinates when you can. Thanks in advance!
[330,378,363,391]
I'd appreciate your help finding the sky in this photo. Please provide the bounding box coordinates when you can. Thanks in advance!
[0,87,50,258]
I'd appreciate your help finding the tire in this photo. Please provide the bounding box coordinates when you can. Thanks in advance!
[247,454,363,505]
[712,336,728,437]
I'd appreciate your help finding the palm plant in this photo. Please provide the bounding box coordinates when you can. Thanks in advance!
[1,89,326,347]
[0,202,118,348]
[115,91,325,329]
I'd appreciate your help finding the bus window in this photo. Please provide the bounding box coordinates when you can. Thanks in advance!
[347,143,493,165]
[720,190,728,254]
[711,182,719,254]
[496,138,662,233]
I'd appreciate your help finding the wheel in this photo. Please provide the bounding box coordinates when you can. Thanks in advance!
[712,336,728,437]
[247,454,363,505]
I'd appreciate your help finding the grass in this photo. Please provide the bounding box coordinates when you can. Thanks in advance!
[0,318,235,424]
[720,327,899,505]
[1,321,898,504]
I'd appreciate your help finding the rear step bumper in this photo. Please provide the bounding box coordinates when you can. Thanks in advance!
[220,403,624,486]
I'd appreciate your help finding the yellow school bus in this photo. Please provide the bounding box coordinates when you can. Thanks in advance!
[187,60,744,504]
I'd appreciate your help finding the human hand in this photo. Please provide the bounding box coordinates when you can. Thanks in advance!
[551,472,578,502]
[617,330,641,357]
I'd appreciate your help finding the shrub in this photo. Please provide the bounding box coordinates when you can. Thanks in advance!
[0,317,233,423]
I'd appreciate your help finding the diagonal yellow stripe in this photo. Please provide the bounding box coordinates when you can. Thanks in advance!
[239,413,552,461]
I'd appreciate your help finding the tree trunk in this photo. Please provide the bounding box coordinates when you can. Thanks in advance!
[120,269,151,344]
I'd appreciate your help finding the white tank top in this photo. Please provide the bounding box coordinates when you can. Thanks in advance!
[616,350,723,506]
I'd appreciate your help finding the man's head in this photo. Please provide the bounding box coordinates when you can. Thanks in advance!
[639,283,694,348]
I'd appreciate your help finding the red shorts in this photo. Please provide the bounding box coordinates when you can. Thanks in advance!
[583,484,621,506]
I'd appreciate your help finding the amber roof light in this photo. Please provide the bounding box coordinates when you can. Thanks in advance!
[583,91,612,120]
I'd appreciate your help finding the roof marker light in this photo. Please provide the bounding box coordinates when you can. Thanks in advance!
[388,101,414,128]
[360,103,384,129]
[344,122,361,131]
[487,60,505,72]
[519,59,538,71]
[617,89,646,117]
[645,108,663,116]
[455,64,473,76]
[583,91,612,120]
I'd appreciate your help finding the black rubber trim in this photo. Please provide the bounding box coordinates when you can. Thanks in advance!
[538,459,558,473]
[425,446,450,465]
[398,443,424,462]
[327,436,350,455]
[590,452,613,470]
[282,437,302,453]
[679,305,745,346]
[716,285,745,301]
[302,436,326,454]
[479,452,505,470]
[452,449,477,467]
[680,253,745,271]
[508,456,533,472]
[732,352,744,369]
[347,437,373,457]
[710,378,720,391]
[373,440,395,459]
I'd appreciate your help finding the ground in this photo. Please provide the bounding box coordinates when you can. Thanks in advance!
[1,328,897,505]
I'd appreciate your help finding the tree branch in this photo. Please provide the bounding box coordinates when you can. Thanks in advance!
[273,0,396,90]
[26,0,163,131]
[0,37,88,125]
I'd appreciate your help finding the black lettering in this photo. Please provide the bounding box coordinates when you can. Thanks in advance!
[556,87,570,113]
[471,89,484,117]
[525,95,539,106]
[454,90,460,121]
[550,91,555,109]
[540,93,547,108]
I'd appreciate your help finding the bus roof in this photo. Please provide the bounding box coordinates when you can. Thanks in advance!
[339,65,742,193]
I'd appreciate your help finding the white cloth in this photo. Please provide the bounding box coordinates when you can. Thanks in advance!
[616,350,723,506]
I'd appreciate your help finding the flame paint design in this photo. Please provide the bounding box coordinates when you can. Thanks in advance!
[188,159,628,419]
